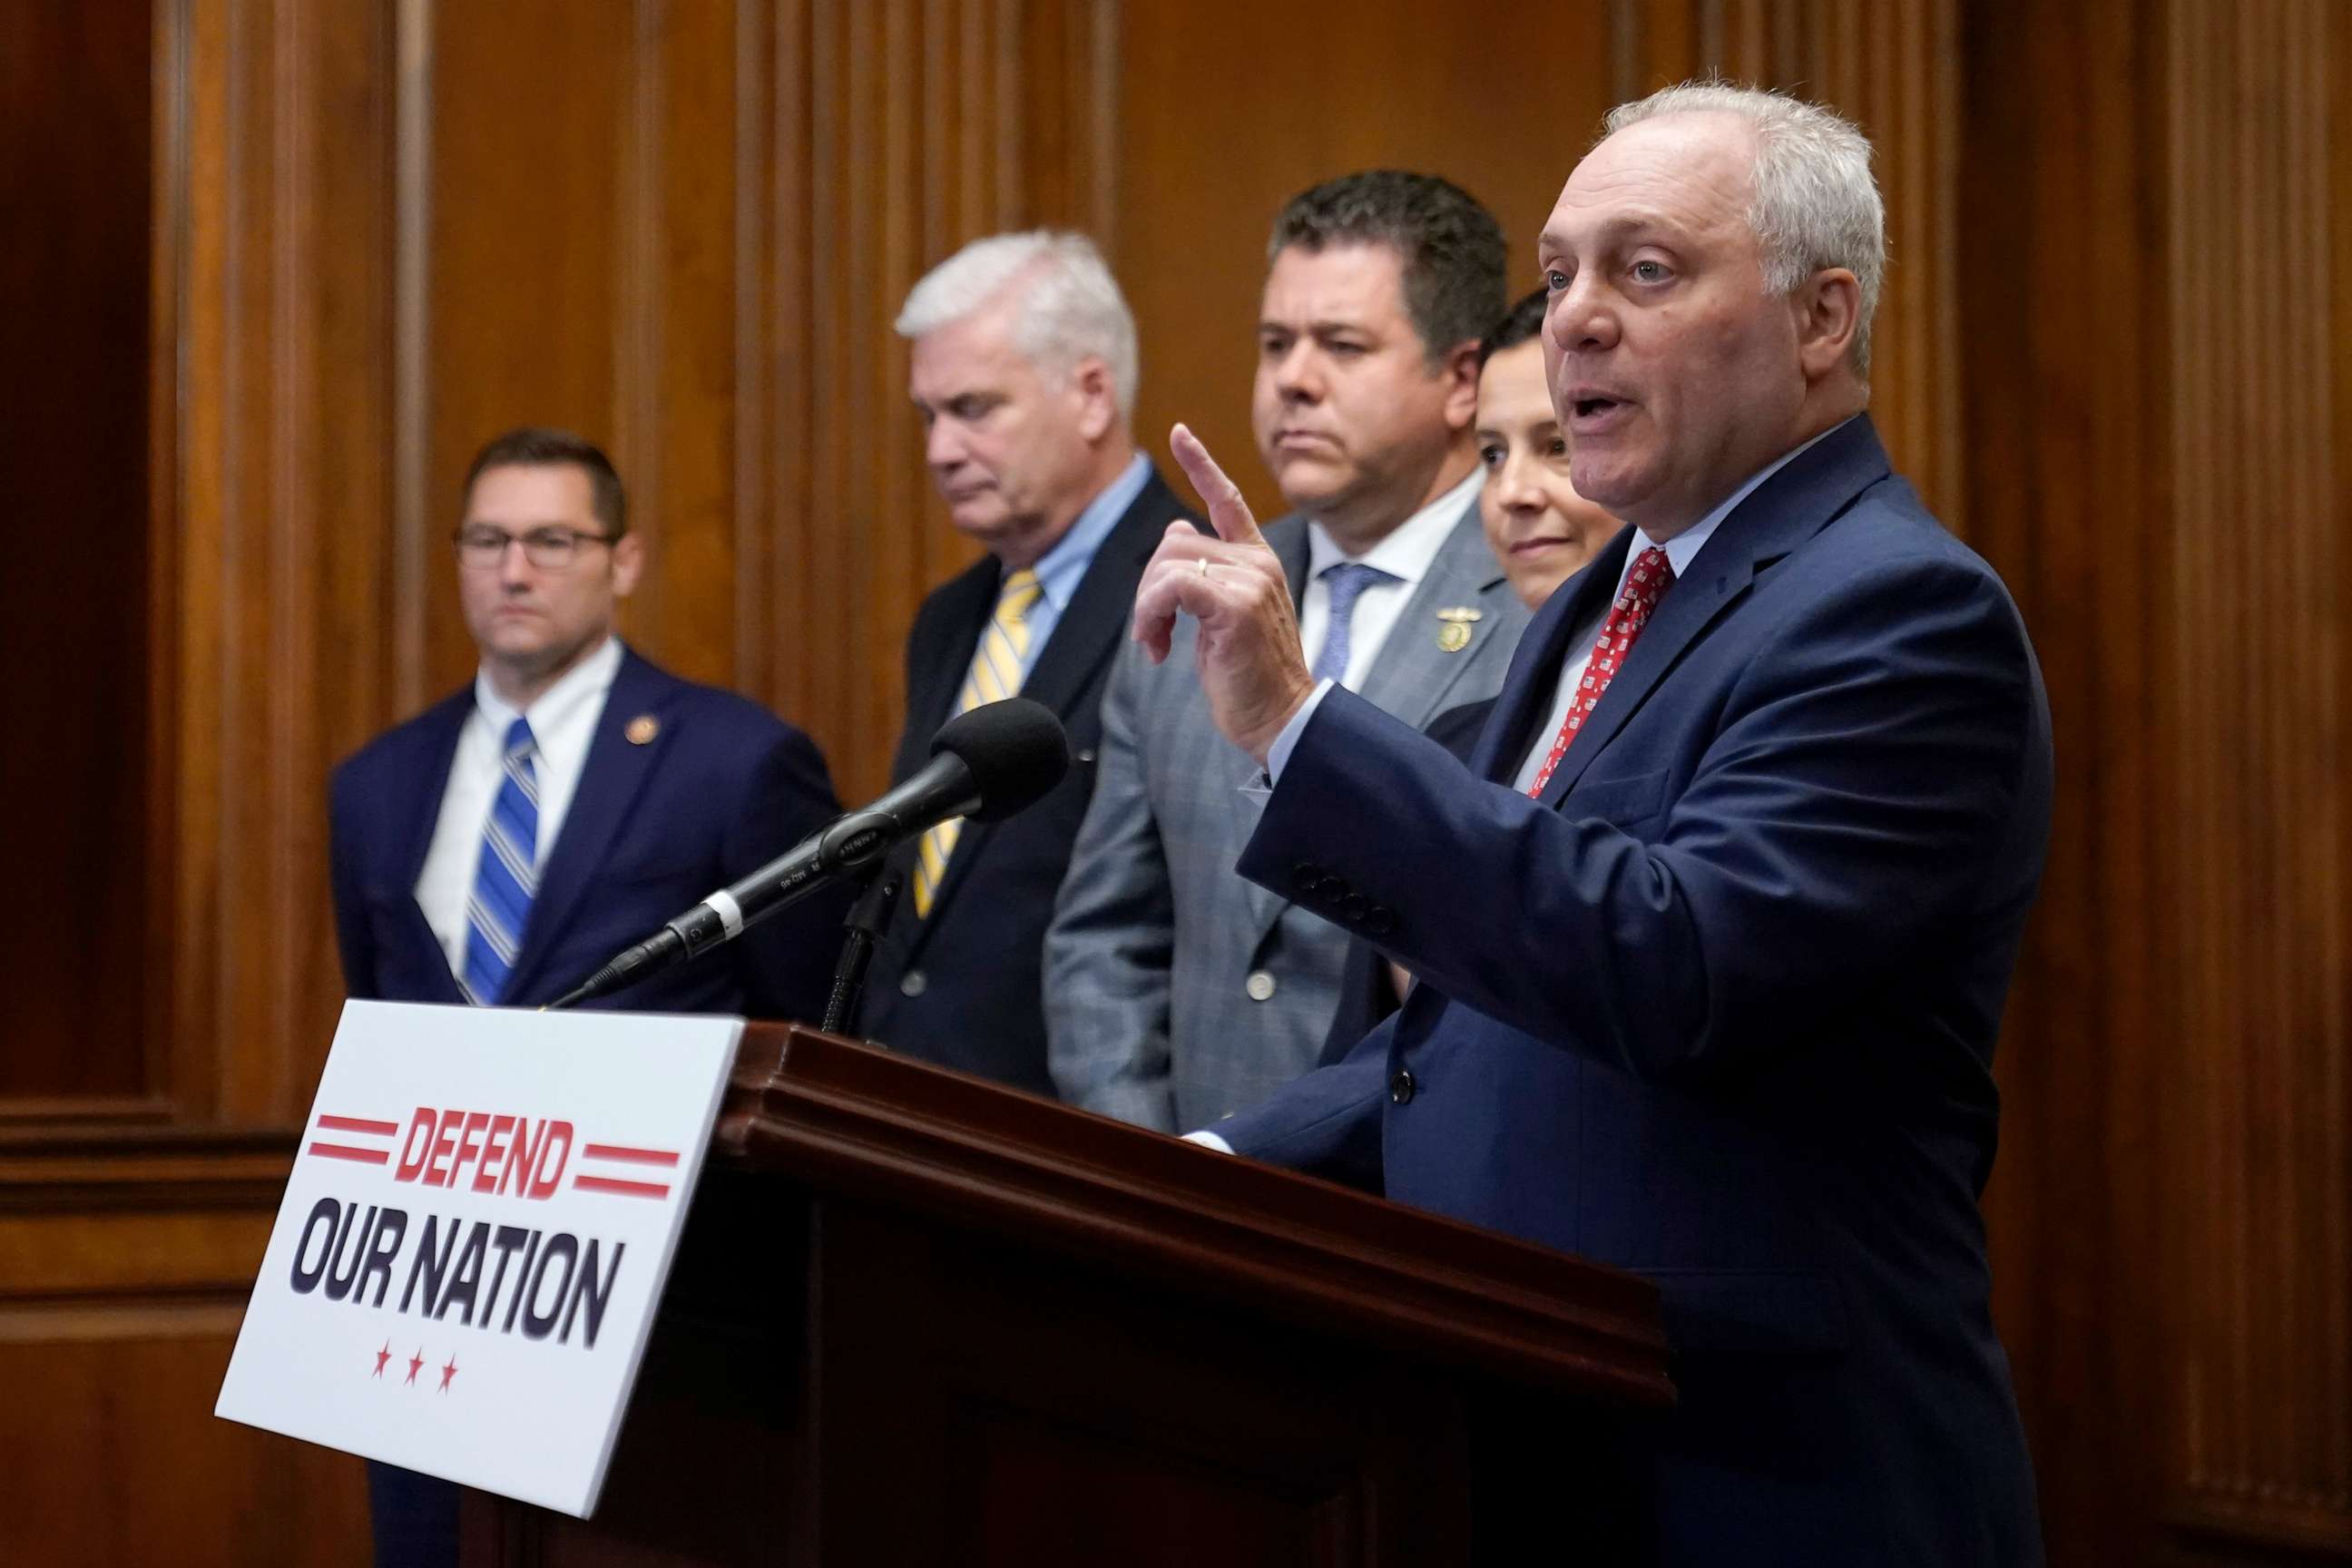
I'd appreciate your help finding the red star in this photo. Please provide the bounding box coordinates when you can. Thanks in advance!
[405,1348,426,1386]
[372,1341,392,1377]
[437,1355,459,1393]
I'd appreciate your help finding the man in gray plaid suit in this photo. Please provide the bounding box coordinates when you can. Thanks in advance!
[1045,172,1530,1132]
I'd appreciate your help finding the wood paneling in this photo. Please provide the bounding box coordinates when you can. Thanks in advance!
[1955,5,2174,1562]
[2162,0,2350,1553]
[0,1129,366,1568]
[1113,1,1616,524]
[0,0,155,1101]
[1959,1,2352,1560]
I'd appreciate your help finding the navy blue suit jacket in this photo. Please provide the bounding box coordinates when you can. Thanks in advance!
[1216,418,2050,1566]
[858,470,1197,1093]
[1314,697,1493,1065]
[329,647,846,1019]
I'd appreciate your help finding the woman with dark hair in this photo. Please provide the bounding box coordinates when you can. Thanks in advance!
[1473,287,1618,611]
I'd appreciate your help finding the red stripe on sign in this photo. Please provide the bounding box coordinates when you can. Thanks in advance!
[573,1174,671,1200]
[317,1115,399,1136]
[309,1142,391,1164]
[581,1143,681,1166]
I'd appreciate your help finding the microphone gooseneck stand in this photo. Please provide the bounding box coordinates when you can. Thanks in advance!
[820,867,904,1036]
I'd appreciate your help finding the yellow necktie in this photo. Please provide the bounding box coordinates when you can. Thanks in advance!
[913,568,1041,916]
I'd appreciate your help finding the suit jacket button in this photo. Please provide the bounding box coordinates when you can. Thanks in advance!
[1341,894,1370,921]
[1364,907,1398,936]
[1245,970,1278,1002]
[1293,861,1323,891]
[1388,1069,1416,1104]
[1316,875,1351,902]
[899,971,927,998]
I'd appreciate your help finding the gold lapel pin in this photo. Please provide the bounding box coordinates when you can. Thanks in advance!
[625,714,661,745]
[1435,606,1481,652]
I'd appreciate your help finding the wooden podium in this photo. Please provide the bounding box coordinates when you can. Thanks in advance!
[461,1025,1673,1566]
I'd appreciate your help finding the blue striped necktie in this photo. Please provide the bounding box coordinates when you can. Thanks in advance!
[1311,561,1397,685]
[463,716,539,1004]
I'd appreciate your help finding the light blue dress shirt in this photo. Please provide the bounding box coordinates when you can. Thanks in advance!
[1016,452,1152,677]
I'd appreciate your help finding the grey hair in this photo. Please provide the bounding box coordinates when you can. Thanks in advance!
[1604,82,1885,376]
[894,230,1140,415]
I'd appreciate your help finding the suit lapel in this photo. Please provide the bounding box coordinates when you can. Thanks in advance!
[1276,519,1311,607]
[1243,504,1508,942]
[1470,528,1632,783]
[1537,416,1895,805]
[1352,497,1514,731]
[911,564,1001,750]
[397,691,474,891]
[502,652,675,998]
[1230,520,1317,934]
[1016,473,1183,718]
[395,690,475,999]
[907,472,1196,937]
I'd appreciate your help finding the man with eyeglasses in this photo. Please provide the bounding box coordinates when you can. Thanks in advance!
[328,425,848,1563]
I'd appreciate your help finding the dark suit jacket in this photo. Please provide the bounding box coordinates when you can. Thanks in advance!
[1215,418,2050,1566]
[329,646,845,1019]
[857,467,1197,1093]
[1315,697,1492,1065]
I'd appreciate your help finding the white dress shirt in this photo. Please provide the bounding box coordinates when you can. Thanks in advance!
[1295,466,1484,690]
[1506,421,1846,789]
[413,636,625,977]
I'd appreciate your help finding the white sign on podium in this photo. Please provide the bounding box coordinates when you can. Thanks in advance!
[215,999,742,1518]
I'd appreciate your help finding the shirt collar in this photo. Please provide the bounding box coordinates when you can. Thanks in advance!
[1620,416,1857,587]
[1030,452,1152,614]
[1305,464,1483,585]
[473,634,624,750]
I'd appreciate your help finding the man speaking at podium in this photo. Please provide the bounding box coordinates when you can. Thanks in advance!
[1137,86,2050,1565]
[328,426,845,1564]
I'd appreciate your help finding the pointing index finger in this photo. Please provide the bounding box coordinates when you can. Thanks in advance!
[1171,423,1264,548]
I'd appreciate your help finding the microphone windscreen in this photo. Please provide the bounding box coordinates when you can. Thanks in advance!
[932,698,1070,822]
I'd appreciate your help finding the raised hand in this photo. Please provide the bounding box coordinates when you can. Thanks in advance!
[1131,424,1318,764]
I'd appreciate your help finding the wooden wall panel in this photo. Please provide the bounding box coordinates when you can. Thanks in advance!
[0,1130,367,1567]
[1955,5,2174,1560]
[2163,0,2350,1553]
[1113,0,1616,524]
[1958,1,2352,1561]
[0,0,155,1102]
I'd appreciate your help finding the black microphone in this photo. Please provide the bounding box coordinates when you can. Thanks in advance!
[547,698,1068,1010]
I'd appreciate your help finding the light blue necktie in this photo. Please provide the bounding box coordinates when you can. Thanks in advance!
[1310,562,1398,686]
[463,717,539,1004]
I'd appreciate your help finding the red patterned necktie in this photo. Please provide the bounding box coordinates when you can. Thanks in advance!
[1526,546,1675,796]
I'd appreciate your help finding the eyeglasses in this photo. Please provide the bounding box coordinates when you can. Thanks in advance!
[453,524,618,571]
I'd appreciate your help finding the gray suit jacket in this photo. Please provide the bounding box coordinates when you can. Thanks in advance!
[1044,497,1529,1132]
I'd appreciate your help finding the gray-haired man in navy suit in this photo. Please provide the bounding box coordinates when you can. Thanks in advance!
[1132,86,2048,1566]
[856,232,1198,1093]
